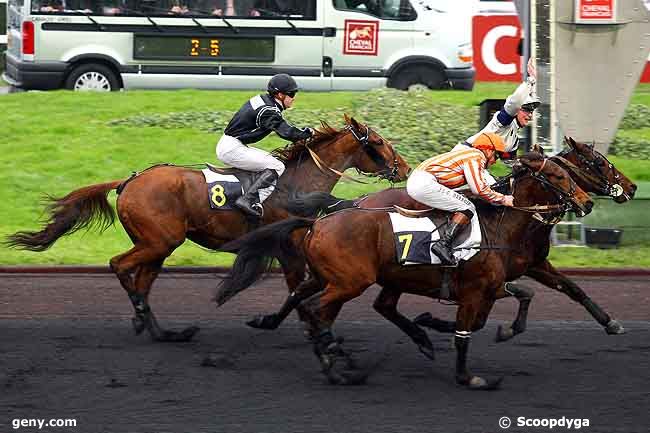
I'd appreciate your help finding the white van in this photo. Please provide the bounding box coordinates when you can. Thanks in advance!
[4,0,475,91]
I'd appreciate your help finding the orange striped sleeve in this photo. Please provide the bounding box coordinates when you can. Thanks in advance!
[463,156,505,204]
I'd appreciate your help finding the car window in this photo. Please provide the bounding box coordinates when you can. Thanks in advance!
[333,0,417,21]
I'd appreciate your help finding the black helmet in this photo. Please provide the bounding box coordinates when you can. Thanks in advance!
[267,74,299,95]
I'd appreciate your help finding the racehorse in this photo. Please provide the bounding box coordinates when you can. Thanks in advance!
[6,115,410,342]
[218,153,594,389]
[257,136,637,340]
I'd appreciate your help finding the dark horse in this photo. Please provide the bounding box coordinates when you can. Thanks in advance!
[6,115,410,342]
[251,137,637,340]
[218,153,594,389]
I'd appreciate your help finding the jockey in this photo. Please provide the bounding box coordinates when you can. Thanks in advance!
[217,73,313,217]
[406,132,515,266]
[466,58,540,163]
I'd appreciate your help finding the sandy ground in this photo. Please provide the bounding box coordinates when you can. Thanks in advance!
[1,273,649,433]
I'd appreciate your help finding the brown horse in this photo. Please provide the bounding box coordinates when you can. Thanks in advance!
[218,153,594,389]
[6,115,410,342]
[271,136,637,339]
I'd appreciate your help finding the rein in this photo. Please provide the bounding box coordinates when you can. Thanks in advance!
[304,141,370,184]
[304,125,400,184]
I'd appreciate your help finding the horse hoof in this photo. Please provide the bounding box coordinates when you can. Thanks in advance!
[246,315,277,330]
[324,366,368,386]
[495,325,515,342]
[156,326,200,343]
[131,317,146,335]
[467,375,503,391]
[339,369,368,386]
[418,344,435,361]
[605,320,625,335]
[181,326,200,341]
[413,312,434,328]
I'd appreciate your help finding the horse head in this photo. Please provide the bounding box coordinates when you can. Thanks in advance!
[557,137,637,203]
[342,114,410,182]
[513,152,594,217]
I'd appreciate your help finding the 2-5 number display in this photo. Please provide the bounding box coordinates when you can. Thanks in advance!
[134,35,275,61]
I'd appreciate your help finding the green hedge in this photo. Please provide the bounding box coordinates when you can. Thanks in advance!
[109,89,650,162]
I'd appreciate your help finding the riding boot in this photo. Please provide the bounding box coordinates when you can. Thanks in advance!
[235,169,278,217]
[430,211,472,266]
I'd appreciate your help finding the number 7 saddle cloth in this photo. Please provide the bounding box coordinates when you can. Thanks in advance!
[388,212,481,265]
[201,167,256,211]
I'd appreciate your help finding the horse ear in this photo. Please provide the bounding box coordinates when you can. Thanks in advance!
[344,113,352,125]
[531,142,544,155]
[567,136,577,148]
[348,116,362,132]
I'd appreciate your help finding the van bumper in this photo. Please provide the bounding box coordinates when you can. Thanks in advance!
[446,67,475,90]
[4,53,67,90]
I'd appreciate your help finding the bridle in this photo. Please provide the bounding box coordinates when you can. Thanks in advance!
[305,124,401,184]
[509,160,587,225]
[347,124,401,182]
[553,145,627,199]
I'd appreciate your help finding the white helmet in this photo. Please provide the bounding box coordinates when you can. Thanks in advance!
[521,92,541,112]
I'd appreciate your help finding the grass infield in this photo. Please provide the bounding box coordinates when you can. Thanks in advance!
[1,84,649,267]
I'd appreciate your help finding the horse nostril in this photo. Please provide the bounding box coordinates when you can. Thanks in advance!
[586,201,594,212]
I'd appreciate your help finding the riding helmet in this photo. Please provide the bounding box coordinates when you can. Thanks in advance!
[267,74,299,95]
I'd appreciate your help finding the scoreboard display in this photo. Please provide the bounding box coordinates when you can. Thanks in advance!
[134,35,275,61]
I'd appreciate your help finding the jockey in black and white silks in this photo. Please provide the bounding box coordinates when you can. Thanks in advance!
[216,73,313,217]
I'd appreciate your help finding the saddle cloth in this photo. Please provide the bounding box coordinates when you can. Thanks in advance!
[201,169,244,210]
[388,212,481,265]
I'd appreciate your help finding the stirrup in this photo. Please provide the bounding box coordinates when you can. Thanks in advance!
[235,197,264,217]
[431,241,457,266]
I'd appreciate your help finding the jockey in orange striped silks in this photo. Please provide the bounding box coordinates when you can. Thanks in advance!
[406,132,515,265]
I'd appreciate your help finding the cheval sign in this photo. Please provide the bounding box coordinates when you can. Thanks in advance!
[575,0,616,24]
[343,19,379,56]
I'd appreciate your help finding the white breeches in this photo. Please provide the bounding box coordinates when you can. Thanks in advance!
[406,169,476,214]
[216,135,285,202]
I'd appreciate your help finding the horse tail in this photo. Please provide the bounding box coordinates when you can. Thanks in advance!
[287,191,356,217]
[215,217,315,307]
[6,180,124,251]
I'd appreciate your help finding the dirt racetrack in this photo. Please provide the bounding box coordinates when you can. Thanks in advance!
[1,272,649,433]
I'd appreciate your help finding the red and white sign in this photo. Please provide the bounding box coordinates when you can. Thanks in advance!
[473,11,650,83]
[343,19,379,56]
[473,15,522,82]
[575,0,616,23]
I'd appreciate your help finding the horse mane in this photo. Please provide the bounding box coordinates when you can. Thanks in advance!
[272,121,345,163]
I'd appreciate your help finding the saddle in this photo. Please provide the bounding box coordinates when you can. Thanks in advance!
[205,163,257,193]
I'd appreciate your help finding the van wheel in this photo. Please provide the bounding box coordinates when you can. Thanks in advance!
[389,65,447,91]
[65,63,120,92]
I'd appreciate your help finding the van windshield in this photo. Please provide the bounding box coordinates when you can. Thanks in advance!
[334,0,416,20]
[30,0,317,18]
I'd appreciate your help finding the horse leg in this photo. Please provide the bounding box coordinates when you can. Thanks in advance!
[246,277,322,330]
[527,260,624,334]
[454,294,502,390]
[373,287,435,360]
[135,262,200,342]
[110,242,192,342]
[494,282,536,342]
[308,284,369,385]
[412,313,456,333]
[278,256,320,337]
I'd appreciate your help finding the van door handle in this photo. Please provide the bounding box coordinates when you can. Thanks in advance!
[323,27,336,37]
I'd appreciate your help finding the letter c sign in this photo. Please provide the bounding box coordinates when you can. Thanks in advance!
[473,15,522,82]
